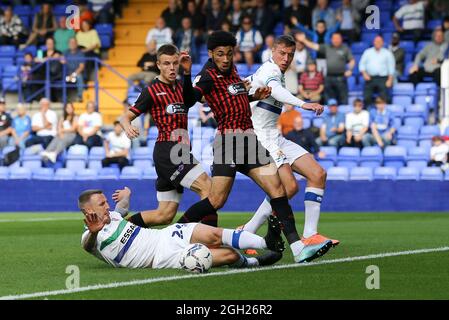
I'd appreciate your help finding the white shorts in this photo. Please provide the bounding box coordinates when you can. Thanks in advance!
[259,134,308,168]
[151,223,197,269]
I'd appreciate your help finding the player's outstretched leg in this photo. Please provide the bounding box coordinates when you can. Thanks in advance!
[222,248,283,268]
[264,215,285,253]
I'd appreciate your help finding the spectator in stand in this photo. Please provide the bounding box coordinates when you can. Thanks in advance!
[312,0,337,31]
[443,17,449,43]
[76,20,101,80]
[20,52,36,102]
[199,102,217,129]
[227,0,247,33]
[316,99,345,148]
[0,98,13,152]
[292,32,310,76]
[393,0,427,43]
[71,0,95,32]
[161,0,183,32]
[174,17,198,63]
[298,61,324,103]
[290,15,341,48]
[277,104,302,136]
[184,0,206,36]
[428,136,449,167]
[34,37,63,88]
[74,101,103,149]
[88,0,114,24]
[101,120,131,170]
[145,17,173,49]
[336,0,363,43]
[40,102,78,163]
[359,35,395,107]
[297,32,355,105]
[286,116,325,158]
[363,97,396,148]
[54,16,75,54]
[283,0,312,31]
[235,16,263,68]
[250,0,276,39]
[389,32,405,78]
[0,6,25,46]
[21,3,57,48]
[429,1,449,19]
[409,28,448,86]
[128,39,159,89]
[26,98,58,148]
[206,0,226,32]
[11,104,32,149]
[61,38,86,102]
[261,34,274,63]
[345,98,370,148]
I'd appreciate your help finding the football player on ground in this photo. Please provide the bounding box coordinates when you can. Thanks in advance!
[80,187,284,269]
[179,30,332,263]
[243,35,339,249]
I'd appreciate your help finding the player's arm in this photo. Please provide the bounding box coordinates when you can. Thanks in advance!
[120,88,152,139]
[112,187,132,217]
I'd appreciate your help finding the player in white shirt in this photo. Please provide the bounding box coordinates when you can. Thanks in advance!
[80,187,284,269]
[243,35,339,250]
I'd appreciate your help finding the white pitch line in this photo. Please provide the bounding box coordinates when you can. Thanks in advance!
[0,217,81,223]
[1,246,448,300]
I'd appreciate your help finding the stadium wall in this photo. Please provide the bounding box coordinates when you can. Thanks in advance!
[1,180,449,212]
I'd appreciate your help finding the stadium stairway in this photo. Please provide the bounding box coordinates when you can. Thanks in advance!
[74,0,167,124]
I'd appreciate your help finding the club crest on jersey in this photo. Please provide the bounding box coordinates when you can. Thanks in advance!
[227,82,246,96]
[166,103,187,115]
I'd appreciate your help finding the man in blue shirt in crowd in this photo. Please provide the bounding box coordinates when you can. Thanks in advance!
[316,99,345,148]
[363,97,396,148]
[12,104,32,149]
[62,38,85,102]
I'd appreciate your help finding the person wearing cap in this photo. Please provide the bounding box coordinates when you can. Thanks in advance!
[363,97,396,148]
[316,98,345,148]
[345,98,370,148]
[298,60,324,103]
[0,98,13,152]
[388,32,405,78]
[429,136,449,168]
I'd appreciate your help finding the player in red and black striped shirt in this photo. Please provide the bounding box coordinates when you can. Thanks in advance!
[120,44,211,228]
[178,31,331,263]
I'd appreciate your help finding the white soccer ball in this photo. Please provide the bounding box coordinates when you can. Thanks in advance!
[179,243,213,273]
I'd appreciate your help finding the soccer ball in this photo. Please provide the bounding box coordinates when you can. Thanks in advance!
[179,243,213,273]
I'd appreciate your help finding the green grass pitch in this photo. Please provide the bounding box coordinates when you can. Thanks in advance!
[0,212,448,300]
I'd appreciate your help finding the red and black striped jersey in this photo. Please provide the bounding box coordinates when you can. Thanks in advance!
[190,59,253,132]
[129,78,189,142]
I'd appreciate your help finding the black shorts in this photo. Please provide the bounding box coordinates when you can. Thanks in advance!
[211,133,273,177]
[153,141,201,192]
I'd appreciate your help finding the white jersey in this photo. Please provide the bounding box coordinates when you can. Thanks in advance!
[81,212,197,269]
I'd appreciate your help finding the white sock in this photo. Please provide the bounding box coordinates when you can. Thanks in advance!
[290,240,305,257]
[229,251,259,268]
[243,197,272,233]
[303,187,324,238]
[221,229,266,249]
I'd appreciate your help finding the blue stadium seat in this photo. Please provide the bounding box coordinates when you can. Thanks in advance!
[420,167,443,181]
[312,117,323,128]
[66,159,86,171]
[397,126,419,140]
[415,83,438,96]
[318,146,337,163]
[360,146,383,167]
[415,41,430,54]
[9,167,32,179]
[392,83,414,96]
[349,167,373,181]
[53,4,67,16]
[54,168,75,180]
[338,104,353,114]
[317,160,334,170]
[445,171,449,181]
[98,167,120,179]
[0,46,16,58]
[22,159,42,169]
[326,167,349,181]
[360,32,377,44]
[404,104,428,120]
[419,139,432,149]
[403,117,424,129]
[399,41,415,53]
[142,166,158,179]
[120,166,143,179]
[384,146,407,168]
[147,127,158,141]
[373,167,397,180]
[132,160,153,170]
[131,146,152,161]
[337,160,358,169]
[338,147,360,163]
[100,35,112,49]
[75,169,98,180]
[406,160,428,169]
[302,118,311,129]
[351,42,369,54]
[95,23,114,36]
[407,146,430,161]
[32,167,54,180]
[419,125,440,140]
[397,167,420,180]
[414,95,436,111]
[13,5,32,15]
[88,160,103,170]
[89,146,105,160]
[392,95,413,107]
[67,144,88,161]
[0,166,9,179]
[386,104,405,118]
[396,139,417,149]
[426,19,442,30]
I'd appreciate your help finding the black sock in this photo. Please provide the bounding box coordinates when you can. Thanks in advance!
[177,198,217,225]
[128,212,147,228]
[200,213,218,227]
[270,196,300,244]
